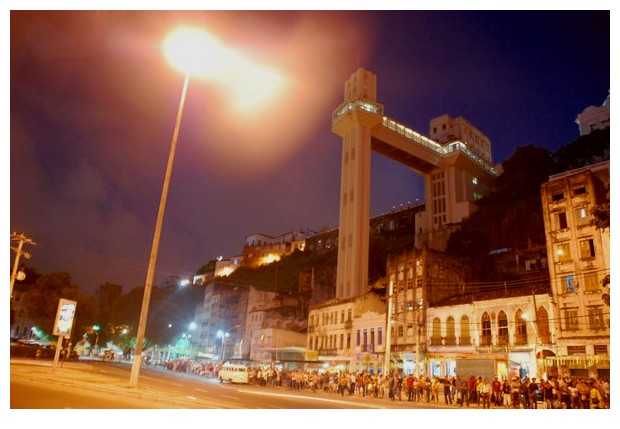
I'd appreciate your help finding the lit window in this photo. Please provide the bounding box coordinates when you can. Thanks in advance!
[575,207,589,225]
[472,177,478,185]
[556,243,571,262]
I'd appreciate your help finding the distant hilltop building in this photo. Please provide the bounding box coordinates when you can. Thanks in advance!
[243,230,307,268]
[576,92,610,136]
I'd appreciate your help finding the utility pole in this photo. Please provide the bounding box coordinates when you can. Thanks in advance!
[383,279,394,374]
[10,232,36,298]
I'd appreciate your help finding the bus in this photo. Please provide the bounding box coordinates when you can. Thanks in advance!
[218,364,249,384]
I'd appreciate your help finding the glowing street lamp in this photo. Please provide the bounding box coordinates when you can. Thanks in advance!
[128,26,284,388]
[92,324,100,348]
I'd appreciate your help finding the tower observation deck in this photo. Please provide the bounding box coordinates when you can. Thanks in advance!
[332,68,497,300]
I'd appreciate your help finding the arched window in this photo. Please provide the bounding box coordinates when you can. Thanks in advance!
[480,312,492,346]
[445,316,456,345]
[460,315,471,346]
[515,309,528,345]
[497,311,509,345]
[536,306,551,344]
[431,317,442,345]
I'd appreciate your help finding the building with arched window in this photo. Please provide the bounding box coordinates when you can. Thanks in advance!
[425,284,556,381]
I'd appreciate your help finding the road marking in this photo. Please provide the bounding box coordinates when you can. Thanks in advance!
[194,388,210,393]
[238,390,388,408]
[186,396,197,400]
[219,395,240,401]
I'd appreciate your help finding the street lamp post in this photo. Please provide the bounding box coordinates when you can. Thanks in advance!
[92,325,100,349]
[217,330,230,363]
[128,27,285,387]
[129,73,190,388]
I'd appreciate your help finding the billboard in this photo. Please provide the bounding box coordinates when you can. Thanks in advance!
[52,298,77,337]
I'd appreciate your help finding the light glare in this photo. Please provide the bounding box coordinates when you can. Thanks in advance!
[163,28,225,78]
[164,26,287,112]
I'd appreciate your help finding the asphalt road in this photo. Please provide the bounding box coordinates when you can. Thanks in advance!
[10,359,440,409]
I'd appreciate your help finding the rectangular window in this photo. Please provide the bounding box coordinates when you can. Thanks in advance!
[575,207,589,225]
[552,192,565,202]
[579,238,595,258]
[398,325,404,337]
[584,272,599,292]
[567,345,586,355]
[363,329,368,349]
[594,344,608,355]
[340,310,345,323]
[347,333,351,349]
[378,327,383,345]
[556,243,571,262]
[556,212,568,229]
[588,307,605,330]
[356,330,360,346]
[563,275,578,294]
[370,328,375,349]
[347,309,352,321]
[564,310,579,331]
[573,186,587,196]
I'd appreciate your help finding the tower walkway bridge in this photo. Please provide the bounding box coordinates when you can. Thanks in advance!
[332,98,497,178]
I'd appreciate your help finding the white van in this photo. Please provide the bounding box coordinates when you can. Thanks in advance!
[218,364,249,384]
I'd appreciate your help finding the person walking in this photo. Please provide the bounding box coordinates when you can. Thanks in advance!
[528,378,539,409]
[443,378,453,405]
[431,377,440,403]
[480,378,492,409]
[491,376,502,406]
[406,374,415,402]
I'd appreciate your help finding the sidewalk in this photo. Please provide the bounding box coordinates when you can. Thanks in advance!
[10,358,210,408]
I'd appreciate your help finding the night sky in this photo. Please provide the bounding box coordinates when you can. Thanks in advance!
[9,9,611,296]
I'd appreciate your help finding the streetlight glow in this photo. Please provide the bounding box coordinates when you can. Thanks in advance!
[163,27,224,78]
[164,26,287,113]
[129,26,286,388]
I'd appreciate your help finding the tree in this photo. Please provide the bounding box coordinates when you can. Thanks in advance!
[590,184,610,231]
[20,272,99,344]
[553,128,610,171]
[591,184,610,307]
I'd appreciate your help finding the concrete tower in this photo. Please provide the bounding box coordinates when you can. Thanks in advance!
[332,68,496,300]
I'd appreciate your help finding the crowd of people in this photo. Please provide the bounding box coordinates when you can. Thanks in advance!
[152,358,610,409]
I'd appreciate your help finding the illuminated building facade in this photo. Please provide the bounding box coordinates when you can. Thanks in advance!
[575,92,610,136]
[243,230,307,268]
[540,160,610,379]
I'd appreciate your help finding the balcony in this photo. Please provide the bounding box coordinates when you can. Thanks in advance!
[344,320,353,329]
[319,348,339,356]
[479,336,492,347]
[497,335,510,346]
